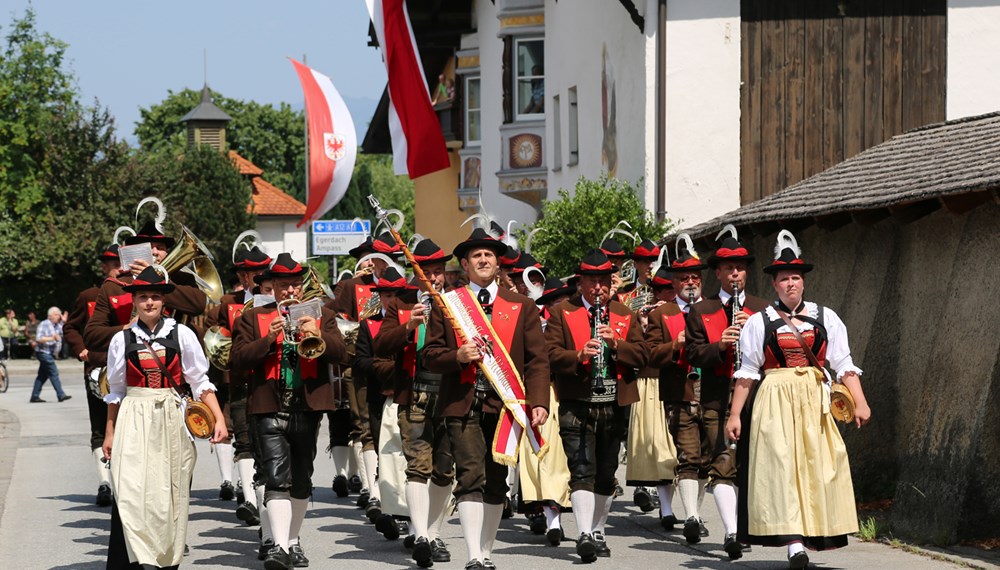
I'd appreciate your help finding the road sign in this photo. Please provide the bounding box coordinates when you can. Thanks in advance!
[311,219,371,256]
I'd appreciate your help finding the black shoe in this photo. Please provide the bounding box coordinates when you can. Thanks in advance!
[58,394,72,402]
[788,551,809,569]
[413,537,433,568]
[742,542,753,552]
[464,561,485,570]
[576,533,597,563]
[236,486,245,504]
[332,474,349,497]
[357,489,370,508]
[348,474,363,493]
[96,484,112,507]
[366,497,382,523]
[546,527,563,546]
[431,538,451,562]
[236,501,260,525]
[502,497,513,519]
[29,397,45,403]
[376,513,400,540]
[633,487,654,512]
[219,480,236,501]
[404,533,416,549]
[184,544,190,556]
[593,531,611,557]
[263,545,291,570]
[289,542,309,567]
[660,514,679,530]
[258,539,275,561]
[699,519,709,537]
[528,513,546,535]
[483,558,496,569]
[614,483,624,498]
[683,516,702,544]
[723,533,744,560]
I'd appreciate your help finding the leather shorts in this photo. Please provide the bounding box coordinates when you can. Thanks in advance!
[252,411,322,502]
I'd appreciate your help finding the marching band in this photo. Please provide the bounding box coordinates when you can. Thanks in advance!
[79,198,870,570]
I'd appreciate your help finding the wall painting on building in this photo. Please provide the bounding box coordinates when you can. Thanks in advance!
[601,43,618,178]
[463,157,481,189]
[509,134,543,169]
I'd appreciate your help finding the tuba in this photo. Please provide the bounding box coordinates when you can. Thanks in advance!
[160,226,224,304]
[203,325,232,371]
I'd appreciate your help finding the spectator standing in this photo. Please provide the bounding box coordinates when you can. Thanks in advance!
[25,311,39,358]
[30,307,71,403]
[0,309,19,359]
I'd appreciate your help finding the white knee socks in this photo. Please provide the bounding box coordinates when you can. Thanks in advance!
[657,483,675,517]
[788,541,805,557]
[428,482,452,540]
[350,441,364,480]
[592,494,612,534]
[677,479,700,519]
[289,497,308,544]
[93,447,110,486]
[268,498,292,550]
[457,500,485,562]
[257,486,272,542]
[713,484,738,535]
[570,490,595,535]
[215,442,234,483]
[363,449,379,499]
[236,459,255,504]
[544,505,561,530]
[698,478,708,510]
[481,502,503,559]
[331,446,350,478]
[406,481,431,538]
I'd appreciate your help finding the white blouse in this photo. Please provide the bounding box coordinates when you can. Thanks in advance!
[733,302,863,382]
[103,318,216,405]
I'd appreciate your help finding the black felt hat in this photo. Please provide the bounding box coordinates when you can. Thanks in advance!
[763,230,813,275]
[669,234,709,273]
[410,238,452,264]
[123,265,175,294]
[599,238,628,260]
[348,236,375,259]
[453,228,508,260]
[499,246,521,268]
[258,253,307,280]
[536,276,576,306]
[372,232,403,257]
[649,266,674,289]
[372,266,414,293]
[124,220,176,249]
[575,249,618,276]
[235,246,272,270]
[98,244,120,261]
[509,252,545,276]
[708,224,755,267]
[631,238,661,261]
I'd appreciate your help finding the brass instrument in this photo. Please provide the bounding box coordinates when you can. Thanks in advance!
[88,367,110,399]
[203,325,232,371]
[359,292,382,321]
[619,259,636,284]
[628,283,652,313]
[277,297,327,359]
[336,316,361,357]
[591,296,608,395]
[160,226,224,304]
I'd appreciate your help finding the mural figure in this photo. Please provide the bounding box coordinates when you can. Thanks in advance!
[601,43,618,177]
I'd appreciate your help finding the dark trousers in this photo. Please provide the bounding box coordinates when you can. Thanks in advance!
[253,411,322,502]
[559,400,628,495]
[229,382,253,461]
[668,403,735,484]
[446,411,508,504]
[31,350,65,399]
[86,374,107,450]
[367,395,386,452]
[399,391,454,486]
[326,407,353,448]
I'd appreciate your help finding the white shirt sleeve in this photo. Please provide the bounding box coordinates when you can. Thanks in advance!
[178,324,217,401]
[822,307,863,380]
[103,331,127,405]
[733,311,766,381]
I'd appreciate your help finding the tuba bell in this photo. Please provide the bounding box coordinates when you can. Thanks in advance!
[160,226,224,304]
[203,325,233,371]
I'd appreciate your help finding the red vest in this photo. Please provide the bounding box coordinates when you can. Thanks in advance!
[355,283,375,318]
[699,304,759,376]
[255,311,320,381]
[109,293,133,325]
[563,304,633,380]
[663,312,689,368]
[226,303,244,330]
[763,328,828,370]
[125,347,183,389]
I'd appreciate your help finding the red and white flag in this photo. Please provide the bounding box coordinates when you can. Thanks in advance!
[366,0,451,179]
[289,59,357,227]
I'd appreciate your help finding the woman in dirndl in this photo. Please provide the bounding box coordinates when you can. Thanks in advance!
[101,266,227,569]
[725,231,871,570]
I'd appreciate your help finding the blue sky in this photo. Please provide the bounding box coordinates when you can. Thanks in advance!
[11,1,386,142]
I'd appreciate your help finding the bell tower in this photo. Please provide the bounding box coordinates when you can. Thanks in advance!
[179,85,232,150]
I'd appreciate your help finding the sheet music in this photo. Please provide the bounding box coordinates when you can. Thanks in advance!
[117,243,154,273]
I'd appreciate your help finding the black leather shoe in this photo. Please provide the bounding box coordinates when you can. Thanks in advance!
[404,533,416,549]
[348,474,363,493]
[788,551,809,569]
[332,474,349,497]
[699,519,709,537]
[683,516,702,544]
[546,527,563,546]
[29,398,46,403]
[431,538,451,562]
[413,537,433,568]
[502,497,513,519]
[219,480,235,501]
[593,531,611,557]
[365,497,382,523]
[236,501,260,525]
[660,514,679,530]
[483,558,496,569]
[236,485,245,504]
[376,513,400,540]
[96,484,112,507]
[576,533,597,563]
[723,533,743,560]
[464,561,485,570]
[289,542,309,567]
[258,539,275,561]
[633,487,654,512]
[263,545,291,570]
[58,394,72,402]
[529,513,546,535]
[357,489,370,508]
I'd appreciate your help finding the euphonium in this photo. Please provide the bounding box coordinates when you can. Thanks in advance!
[277,297,327,359]
[160,226,224,304]
[203,325,232,371]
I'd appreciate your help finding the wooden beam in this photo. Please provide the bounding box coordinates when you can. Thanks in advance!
[887,199,940,224]
[851,208,890,226]
[814,212,852,231]
[938,191,990,215]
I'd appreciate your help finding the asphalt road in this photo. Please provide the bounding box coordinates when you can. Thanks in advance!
[0,359,991,569]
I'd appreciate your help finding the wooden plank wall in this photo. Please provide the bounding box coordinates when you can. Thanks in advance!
[740,0,946,205]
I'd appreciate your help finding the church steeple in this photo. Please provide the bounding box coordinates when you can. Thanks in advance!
[179,85,232,150]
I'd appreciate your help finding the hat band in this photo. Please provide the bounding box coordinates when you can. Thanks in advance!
[716,247,749,257]
[773,258,805,265]
[414,250,445,262]
[270,263,302,274]
[633,247,659,258]
[672,258,703,269]
[580,261,613,271]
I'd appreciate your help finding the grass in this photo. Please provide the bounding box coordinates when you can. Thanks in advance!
[857,516,880,542]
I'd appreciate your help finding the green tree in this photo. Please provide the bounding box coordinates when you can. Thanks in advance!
[135,89,305,200]
[527,175,673,277]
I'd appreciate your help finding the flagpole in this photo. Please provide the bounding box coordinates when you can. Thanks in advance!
[302,53,311,257]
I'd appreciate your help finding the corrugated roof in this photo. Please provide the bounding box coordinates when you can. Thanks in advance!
[681,111,1000,239]
[180,85,232,123]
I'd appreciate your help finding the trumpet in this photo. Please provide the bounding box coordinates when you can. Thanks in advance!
[277,297,326,359]
[591,295,608,395]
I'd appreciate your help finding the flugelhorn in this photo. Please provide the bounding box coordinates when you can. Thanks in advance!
[277,296,326,359]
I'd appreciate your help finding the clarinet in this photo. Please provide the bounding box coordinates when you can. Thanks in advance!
[731,279,743,372]
[591,296,607,395]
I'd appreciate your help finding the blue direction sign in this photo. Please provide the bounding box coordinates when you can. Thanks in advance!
[311,219,371,256]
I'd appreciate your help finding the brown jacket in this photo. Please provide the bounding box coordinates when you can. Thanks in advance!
[230,304,347,414]
[328,273,376,320]
[643,301,691,403]
[683,292,769,410]
[545,294,646,405]
[64,286,104,374]
[423,286,550,417]
[83,273,207,353]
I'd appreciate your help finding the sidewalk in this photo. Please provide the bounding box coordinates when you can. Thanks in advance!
[0,360,994,569]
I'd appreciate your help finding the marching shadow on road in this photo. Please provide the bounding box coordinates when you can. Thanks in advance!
[49,562,103,570]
